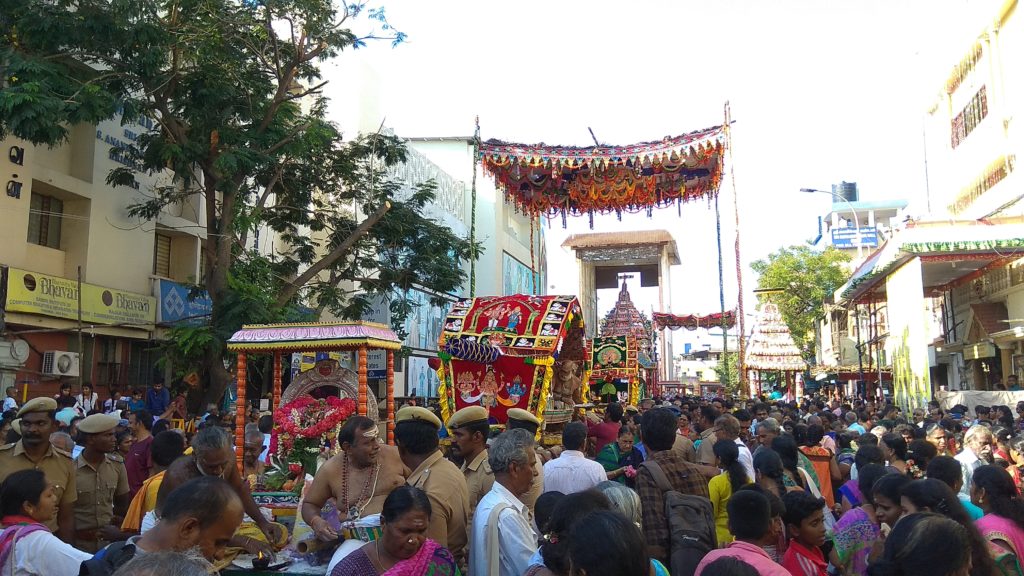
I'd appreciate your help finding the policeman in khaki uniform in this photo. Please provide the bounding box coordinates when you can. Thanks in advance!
[395,406,470,565]
[447,406,494,529]
[0,397,77,541]
[74,413,131,552]
[506,408,544,513]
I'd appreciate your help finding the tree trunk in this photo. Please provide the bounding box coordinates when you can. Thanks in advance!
[203,341,233,407]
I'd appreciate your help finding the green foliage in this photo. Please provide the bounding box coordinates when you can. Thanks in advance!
[1,0,474,399]
[713,351,741,394]
[750,246,851,364]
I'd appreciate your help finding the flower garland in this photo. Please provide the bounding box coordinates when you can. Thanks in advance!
[274,396,356,456]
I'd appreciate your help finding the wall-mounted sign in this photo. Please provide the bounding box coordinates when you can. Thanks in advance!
[963,342,996,360]
[5,268,155,325]
[154,279,212,325]
[831,226,879,249]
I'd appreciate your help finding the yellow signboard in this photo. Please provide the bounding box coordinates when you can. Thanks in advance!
[5,268,155,326]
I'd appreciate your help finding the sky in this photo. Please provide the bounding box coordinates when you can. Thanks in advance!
[320,0,999,346]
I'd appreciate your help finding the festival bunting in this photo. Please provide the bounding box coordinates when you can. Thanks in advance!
[653,310,737,331]
[479,126,726,223]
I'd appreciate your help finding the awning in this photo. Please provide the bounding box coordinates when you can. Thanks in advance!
[838,219,1024,302]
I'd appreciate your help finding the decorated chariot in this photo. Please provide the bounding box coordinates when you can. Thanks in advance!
[434,294,589,445]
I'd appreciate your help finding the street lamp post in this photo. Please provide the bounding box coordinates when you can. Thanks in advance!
[801,187,867,398]
[800,188,863,260]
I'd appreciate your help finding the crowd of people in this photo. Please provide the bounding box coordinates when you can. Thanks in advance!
[2,386,1024,576]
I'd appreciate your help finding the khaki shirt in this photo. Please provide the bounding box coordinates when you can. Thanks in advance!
[407,450,470,562]
[0,441,76,532]
[461,449,494,527]
[74,453,130,552]
[673,434,696,463]
[696,428,717,466]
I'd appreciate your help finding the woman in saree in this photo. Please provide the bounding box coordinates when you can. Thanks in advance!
[595,426,644,488]
[800,424,841,508]
[330,485,460,576]
[830,465,889,576]
[838,446,883,514]
[973,464,1024,569]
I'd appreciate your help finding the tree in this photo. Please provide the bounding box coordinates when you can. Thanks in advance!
[1,0,475,402]
[750,246,851,364]
[713,351,741,395]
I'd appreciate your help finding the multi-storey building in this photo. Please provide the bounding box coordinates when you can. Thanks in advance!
[835,0,1023,403]
[0,113,208,397]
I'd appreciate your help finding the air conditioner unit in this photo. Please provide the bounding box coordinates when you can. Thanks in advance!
[42,351,80,378]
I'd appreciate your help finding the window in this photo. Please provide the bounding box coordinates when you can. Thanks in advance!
[154,233,171,277]
[951,85,988,149]
[27,193,63,249]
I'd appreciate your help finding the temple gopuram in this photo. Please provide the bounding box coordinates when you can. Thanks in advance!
[589,279,657,405]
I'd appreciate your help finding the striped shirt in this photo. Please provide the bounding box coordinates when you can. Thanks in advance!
[781,539,828,576]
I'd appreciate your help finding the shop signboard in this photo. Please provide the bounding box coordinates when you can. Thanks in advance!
[5,267,155,325]
[155,279,212,325]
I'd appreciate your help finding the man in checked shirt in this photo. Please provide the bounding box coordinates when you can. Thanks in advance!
[636,407,718,565]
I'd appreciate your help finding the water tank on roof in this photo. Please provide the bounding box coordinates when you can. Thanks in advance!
[832,181,858,203]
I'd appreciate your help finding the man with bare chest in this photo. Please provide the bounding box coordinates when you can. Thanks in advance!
[301,416,407,541]
[155,426,284,559]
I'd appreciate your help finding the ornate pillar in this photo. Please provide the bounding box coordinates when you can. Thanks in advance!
[272,351,283,411]
[358,346,368,417]
[386,351,395,444]
[235,353,247,468]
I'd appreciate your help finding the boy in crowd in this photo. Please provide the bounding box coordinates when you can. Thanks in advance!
[781,491,828,576]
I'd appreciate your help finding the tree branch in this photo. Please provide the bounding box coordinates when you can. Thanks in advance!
[274,201,391,307]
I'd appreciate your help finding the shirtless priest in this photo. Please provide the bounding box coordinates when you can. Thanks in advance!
[301,416,407,541]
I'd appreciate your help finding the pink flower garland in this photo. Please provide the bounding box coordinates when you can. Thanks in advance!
[273,396,356,455]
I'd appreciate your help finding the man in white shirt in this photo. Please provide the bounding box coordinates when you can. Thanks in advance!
[471,428,539,576]
[714,413,755,481]
[955,424,994,497]
[542,421,607,494]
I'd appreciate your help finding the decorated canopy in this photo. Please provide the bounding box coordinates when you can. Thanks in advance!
[227,321,402,352]
[479,126,726,222]
[435,295,587,425]
[589,335,643,406]
[226,320,403,457]
[653,310,737,331]
[744,303,806,372]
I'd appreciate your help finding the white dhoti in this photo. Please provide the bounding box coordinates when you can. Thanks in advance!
[326,538,366,574]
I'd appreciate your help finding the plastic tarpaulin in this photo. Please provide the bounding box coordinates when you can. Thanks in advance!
[936,390,1024,413]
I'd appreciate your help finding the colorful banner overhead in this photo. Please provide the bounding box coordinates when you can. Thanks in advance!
[479,126,725,224]
[653,310,737,331]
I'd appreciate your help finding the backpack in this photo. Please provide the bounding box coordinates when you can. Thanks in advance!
[641,459,717,576]
[78,540,136,576]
